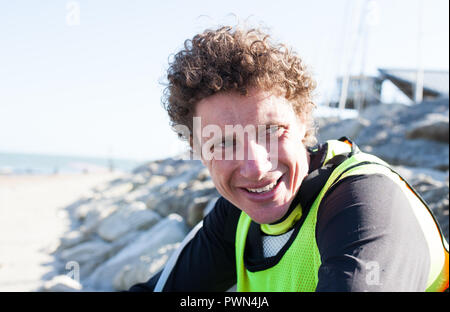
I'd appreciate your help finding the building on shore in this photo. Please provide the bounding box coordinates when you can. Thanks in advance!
[329,69,449,110]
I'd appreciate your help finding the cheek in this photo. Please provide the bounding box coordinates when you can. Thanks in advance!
[207,160,233,192]
[276,131,303,163]
[276,132,309,186]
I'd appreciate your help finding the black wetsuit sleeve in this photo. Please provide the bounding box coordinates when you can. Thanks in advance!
[128,270,162,291]
[128,197,240,292]
[315,174,430,292]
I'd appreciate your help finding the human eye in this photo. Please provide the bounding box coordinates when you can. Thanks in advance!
[211,137,235,152]
[267,125,280,136]
[262,125,282,139]
[220,137,235,149]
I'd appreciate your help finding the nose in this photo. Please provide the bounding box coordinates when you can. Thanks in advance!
[239,140,273,180]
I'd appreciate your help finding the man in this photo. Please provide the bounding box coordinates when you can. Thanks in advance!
[130,26,448,292]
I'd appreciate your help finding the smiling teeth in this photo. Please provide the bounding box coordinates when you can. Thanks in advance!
[246,181,278,193]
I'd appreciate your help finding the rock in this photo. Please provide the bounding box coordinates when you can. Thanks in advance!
[59,240,111,265]
[359,103,406,123]
[158,166,203,193]
[406,113,449,143]
[113,242,180,291]
[101,182,133,199]
[362,139,449,171]
[38,275,82,292]
[73,203,93,221]
[132,158,202,178]
[422,184,449,208]
[60,231,142,279]
[121,175,169,204]
[196,167,211,181]
[59,240,112,278]
[58,230,89,250]
[421,184,449,241]
[147,184,219,221]
[392,165,449,241]
[133,174,167,191]
[130,174,150,191]
[79,201,119,235]
[391,166,448,186]
[97,201,161,242]
[319,98,450,171]
[146,175,169,188]
[86,214,189,291]
[187,196,210,227]
[189,179,216,192]
[143,165,217,219]
[186,196,219,227]
[317,116,371,143]
[132,162,159,175]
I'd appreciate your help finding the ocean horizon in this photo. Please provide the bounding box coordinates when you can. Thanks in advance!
[0,151,144,175]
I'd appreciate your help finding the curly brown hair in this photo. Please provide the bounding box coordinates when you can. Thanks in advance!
[162,25,317,147]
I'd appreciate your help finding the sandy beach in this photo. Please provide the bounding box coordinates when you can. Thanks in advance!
[0,172,122,291]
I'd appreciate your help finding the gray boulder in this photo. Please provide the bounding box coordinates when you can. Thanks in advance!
[58,230,90,250]
[38,275,82,292]
[392,165,449,241]
[79,201,119,235]
[86,214,189,291]
[58,240,112,278]
[406,113,449,143]
[58,231,141,279]
[318,98,449,171]
[113,242,180,291]
[97,201,161,242]
[317,116,370,143]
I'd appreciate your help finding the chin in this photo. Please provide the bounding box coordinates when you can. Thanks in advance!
[246,204,289,225]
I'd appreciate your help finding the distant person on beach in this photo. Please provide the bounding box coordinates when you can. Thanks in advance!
[130,26,448,292]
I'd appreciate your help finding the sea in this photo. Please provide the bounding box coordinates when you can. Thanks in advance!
[0,152,143,175]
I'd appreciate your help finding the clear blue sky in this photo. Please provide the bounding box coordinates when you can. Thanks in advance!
[0,0,448,161]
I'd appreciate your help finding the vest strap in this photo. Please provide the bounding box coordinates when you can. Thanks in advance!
[260,204,303,235]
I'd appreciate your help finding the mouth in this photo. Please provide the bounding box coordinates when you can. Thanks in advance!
[239,175,284,201]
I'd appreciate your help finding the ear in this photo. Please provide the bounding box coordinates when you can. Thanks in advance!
[294,114,307,137]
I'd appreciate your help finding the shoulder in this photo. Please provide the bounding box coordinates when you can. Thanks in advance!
[315,173,430,291]
[317,173,412,235]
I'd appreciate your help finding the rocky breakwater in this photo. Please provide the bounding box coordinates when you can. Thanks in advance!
[39,158,220,291]
[317,97,449,242]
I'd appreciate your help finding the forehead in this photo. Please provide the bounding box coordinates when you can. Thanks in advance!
[194,90,296,127]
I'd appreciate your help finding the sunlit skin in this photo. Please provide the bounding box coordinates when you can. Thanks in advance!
[194,89,311,224]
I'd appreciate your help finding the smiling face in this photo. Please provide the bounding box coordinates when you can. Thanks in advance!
[194,89,311,224]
